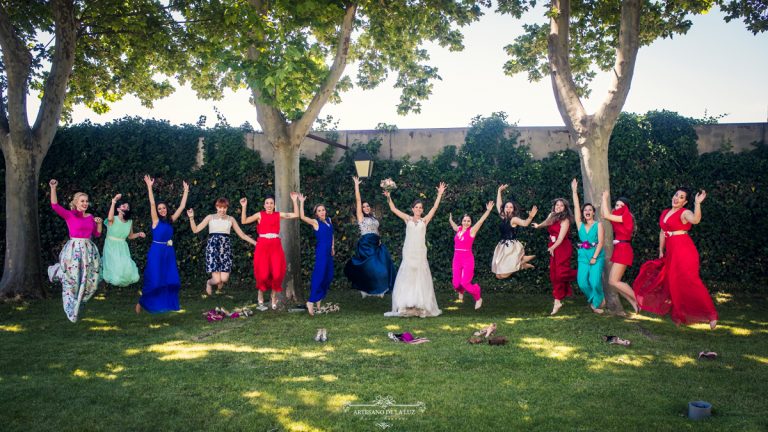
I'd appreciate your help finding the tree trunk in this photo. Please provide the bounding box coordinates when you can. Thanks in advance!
[273,139,303,307]
[0,139,45,298]
[575,127,624,314]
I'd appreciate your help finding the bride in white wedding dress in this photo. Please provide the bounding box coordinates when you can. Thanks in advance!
[383,182,446,318]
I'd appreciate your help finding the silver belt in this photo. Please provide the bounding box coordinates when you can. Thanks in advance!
[107,236,124,241]
[259,233,279,239]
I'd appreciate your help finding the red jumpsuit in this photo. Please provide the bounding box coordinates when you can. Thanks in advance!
[253,211,286,292]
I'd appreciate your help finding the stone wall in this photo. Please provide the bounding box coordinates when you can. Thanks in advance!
[242,123,767,163]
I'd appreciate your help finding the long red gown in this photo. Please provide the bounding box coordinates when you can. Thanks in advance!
[253,211,287,292]
[548,221,577,300]
[633,208,718,325]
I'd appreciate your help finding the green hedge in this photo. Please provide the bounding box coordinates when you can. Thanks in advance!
[0,111,765,295]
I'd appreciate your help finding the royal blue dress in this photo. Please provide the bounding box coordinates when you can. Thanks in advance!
[309,218,334,303]
[344,217,395,295]
[140,220,180,313]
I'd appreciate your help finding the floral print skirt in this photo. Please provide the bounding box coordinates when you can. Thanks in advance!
[49,238,101,322]
[205,234,233,273]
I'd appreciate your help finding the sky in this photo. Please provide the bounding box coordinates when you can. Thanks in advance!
[49,7,768,130]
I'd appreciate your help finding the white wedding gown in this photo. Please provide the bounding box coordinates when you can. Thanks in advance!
[385,218,441,317]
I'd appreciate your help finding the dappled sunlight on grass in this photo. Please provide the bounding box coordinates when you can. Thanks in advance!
[749,320,768,327]
[384,324,402,331]
[357,348,395,357]
[296,389,323,406]
[71,363,125,380]
[715,324,753,336]
[149,323,170,329]
[13,305,28,311]
[547,315,576,321]
[744,355,768,365]
[663,354,696,367]
[444,306,459,311]
[243,390,323,432]
[628,314,663,323]
[518,337,578,361]
[93,294,108,301]
[0,324,24,332]
[146,341,259,360]
[714,292,733,304]
[89,325,121,332]
[280,376,313,383]
[439,325,466,332]
[327,394,358,412]
[589,354,655,370]
[504,317,525,325]
[219,408,234,417]
[81,317,109,324]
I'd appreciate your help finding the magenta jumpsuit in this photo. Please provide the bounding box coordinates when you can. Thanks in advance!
[452,229,481,301]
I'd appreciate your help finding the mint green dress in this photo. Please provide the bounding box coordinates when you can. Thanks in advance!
[102,218,140,286]
[576,222,604,308]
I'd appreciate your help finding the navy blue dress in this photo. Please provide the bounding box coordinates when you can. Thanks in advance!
[309,218,334,303]
[344,217,395,295]
[140,220,180,313]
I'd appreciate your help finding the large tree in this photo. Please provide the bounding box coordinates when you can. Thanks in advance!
[500,0,764,314]
[0,0,186,298]
[174,0,485,306]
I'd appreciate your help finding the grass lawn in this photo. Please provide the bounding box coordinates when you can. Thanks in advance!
[1,285,767,432]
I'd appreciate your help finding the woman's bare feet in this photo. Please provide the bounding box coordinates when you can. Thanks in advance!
[710,320,717,330]
[475,298,483,310]
[134,303,141,314]
[458,292,464,302]
[205,281,213,296]
[591,305,604,314]
[307,302,315,316]
[551,300,563,315]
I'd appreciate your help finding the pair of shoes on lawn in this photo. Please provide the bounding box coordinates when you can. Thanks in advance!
[602,335,631,346]
[314,328,328,342]
[473,323,497,338]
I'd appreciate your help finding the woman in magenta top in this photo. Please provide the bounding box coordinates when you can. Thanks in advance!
[47,179,103,322]
[601,191,638,313]
[240,192,299,310]
[448,201,494,310]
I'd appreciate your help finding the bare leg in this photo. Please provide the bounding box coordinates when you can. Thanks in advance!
[609,264,638,313]
[495,273,512,279]
[551,299,563,315]
[135,303,142,314]
[217,272,230,293]
[306,301,314,316]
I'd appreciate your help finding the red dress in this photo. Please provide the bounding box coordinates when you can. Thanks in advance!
[547,221,576,300]
[609,207,634,266]
[633,209,718,325]
[253,211,287,292]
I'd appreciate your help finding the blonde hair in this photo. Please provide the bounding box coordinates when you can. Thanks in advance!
[69,192,89,210]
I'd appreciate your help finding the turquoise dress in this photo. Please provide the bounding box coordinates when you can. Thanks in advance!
[102,218,140,286]
[576,222,604,308]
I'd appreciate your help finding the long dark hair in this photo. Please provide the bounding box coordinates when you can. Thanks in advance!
[156,201,170,221]
[676,187,694,210]
[501,200,521,220]
[550,198,573,222]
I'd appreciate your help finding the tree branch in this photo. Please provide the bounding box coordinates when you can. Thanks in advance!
[0,2,33,136]
[32,0,78,153]
[291,3,357,141]
[594,0,641,129]
[546,0,587,136]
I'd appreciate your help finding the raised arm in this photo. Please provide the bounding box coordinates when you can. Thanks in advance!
[239,197,260,225]
[49,179,59,205]
[547,219,570,256]
[448,213,459,232]
[353,176,364,223]
[230,217,257,246]
[384,190,410,223]
[279,192,300,219]
[187,209,211,234]
[170,181,189,223]
[470,201,495,237]
[682,190,706,225]
[298,194,319,229]
[601,191,622,223]
[144,175,159,227]
[496,184,508,215]
[511,205,538,227]
[571,179,582,228]
[423,182,447,225]
[107,193,121,225]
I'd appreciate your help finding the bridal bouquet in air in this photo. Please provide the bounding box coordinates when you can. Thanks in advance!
[380,178,397,192]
